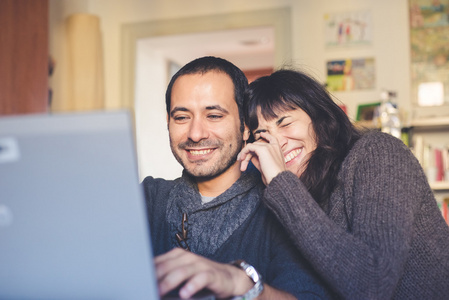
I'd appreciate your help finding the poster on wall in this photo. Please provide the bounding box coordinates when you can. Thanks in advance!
[326,58,376,92]
[409,0,449,106]
[324,10,372,47]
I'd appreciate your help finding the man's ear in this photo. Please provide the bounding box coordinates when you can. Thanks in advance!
[166,114,170,129]
[243,124,250,142]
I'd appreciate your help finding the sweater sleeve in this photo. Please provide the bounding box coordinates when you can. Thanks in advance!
[263,132,428,299]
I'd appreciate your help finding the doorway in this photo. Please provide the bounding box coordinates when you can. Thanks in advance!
[121,8,291,179]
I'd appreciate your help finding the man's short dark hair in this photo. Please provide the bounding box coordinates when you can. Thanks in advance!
[165,56,248,132]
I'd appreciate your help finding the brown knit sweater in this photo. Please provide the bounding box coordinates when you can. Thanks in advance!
[264,131,449,299]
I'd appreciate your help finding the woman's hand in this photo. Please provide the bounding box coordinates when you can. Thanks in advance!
[238,131,287,185]
[155,248,253,299]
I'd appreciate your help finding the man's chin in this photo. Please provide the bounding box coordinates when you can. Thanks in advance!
[184,161,235,181]
[184,167,218,180]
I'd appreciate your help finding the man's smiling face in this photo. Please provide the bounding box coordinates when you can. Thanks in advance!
[168,71,244,179]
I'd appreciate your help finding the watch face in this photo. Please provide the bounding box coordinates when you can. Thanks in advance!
[230,260,264,300]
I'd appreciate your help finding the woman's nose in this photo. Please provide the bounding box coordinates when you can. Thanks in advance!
[273,133,288,150]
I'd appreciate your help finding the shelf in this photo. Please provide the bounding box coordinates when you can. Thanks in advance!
[353,120,380,130]
[410,117,449,128]
[430,181,449,191]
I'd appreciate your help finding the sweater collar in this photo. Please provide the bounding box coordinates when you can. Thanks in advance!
[165,167,263,255]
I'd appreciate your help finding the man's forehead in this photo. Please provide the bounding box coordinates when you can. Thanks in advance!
[170,71,237,110]
[173,70,233,86]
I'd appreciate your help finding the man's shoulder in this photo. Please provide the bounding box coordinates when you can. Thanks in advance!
[141,176,180,203]
[141,175,178,187]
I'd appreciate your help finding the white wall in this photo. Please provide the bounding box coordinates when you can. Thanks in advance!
[50,0,445,180]
[290,1,411,121]
[50,0,415,117]
[134,42,183,179]
[50,0,293,111]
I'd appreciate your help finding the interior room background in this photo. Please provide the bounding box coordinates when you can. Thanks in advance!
[48,0,415,179]
[3,0,446,207]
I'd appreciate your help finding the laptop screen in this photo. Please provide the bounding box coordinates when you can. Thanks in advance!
[0,111,160,299]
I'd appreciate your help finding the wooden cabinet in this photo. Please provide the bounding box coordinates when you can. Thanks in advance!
[0,0,49,116]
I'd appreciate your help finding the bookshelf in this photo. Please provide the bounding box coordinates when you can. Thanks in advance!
[410,116,449,221]
[355,116,449,222]
[430,181,449,191]
[354,117,449,193]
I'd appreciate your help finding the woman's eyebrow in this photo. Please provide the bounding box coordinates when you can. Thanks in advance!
[276,116,288,126]
[254,129,267,135]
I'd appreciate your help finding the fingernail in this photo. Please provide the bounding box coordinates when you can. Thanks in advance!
[180,284,193,299]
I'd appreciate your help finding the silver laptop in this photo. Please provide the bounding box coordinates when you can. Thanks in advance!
[0,111,160,300]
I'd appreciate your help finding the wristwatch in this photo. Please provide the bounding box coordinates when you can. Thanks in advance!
[230,260,264,300]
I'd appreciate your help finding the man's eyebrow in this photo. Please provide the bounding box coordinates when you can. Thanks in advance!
[170,106,189,118]
[205,105,229,114]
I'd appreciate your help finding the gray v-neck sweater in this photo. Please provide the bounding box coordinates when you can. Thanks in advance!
[264,131,449,299]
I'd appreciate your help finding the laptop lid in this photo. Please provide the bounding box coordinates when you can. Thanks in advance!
[0,111,160,299]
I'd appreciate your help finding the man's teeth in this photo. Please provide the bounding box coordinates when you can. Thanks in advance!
[189,149,213,156]
[284,149,302,163]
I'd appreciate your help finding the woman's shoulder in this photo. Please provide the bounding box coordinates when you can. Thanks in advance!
[342,130,417,172]
[357,129,404,144]
[352,130,410,155]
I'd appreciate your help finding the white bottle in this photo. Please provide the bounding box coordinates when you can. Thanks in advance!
[379,90,402,139]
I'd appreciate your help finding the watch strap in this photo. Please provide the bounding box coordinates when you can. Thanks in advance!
[230,260,264,300]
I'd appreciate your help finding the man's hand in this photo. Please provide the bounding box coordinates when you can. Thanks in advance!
[155,248,253,299]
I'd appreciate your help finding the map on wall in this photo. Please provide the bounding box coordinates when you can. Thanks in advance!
[409,0,449,106]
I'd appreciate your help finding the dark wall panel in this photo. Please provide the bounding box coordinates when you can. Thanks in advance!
[0,0,49,115]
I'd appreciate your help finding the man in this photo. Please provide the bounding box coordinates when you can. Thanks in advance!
[142,57,329,299]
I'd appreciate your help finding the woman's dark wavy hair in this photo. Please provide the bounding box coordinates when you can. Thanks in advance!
[166,56,248,133]
[244,69,361,203]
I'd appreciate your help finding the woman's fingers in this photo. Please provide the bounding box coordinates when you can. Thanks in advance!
[238,150,253,172]
[258,131,278,144]
[238,133,286,185]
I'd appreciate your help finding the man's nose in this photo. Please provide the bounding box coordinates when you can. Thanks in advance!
[187,118,209,142]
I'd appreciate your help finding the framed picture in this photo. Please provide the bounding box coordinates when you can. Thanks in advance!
[324,10,372,47]
[326,57,376,92]
[356,102,381,122]
[409,0,449,107]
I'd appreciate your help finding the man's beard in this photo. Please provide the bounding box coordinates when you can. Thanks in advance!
[170,134,243,180]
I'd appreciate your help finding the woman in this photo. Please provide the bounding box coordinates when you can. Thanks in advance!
[238,69,449,299]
